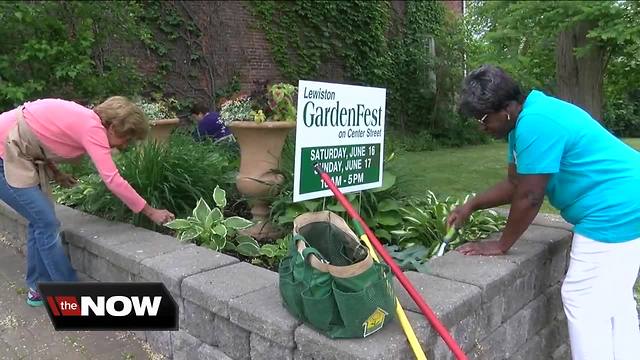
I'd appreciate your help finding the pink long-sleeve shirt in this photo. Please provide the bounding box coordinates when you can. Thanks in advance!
[0,99,147,213]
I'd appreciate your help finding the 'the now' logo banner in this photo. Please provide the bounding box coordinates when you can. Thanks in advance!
[39,282,178,330]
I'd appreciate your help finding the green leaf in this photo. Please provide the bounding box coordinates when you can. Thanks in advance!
[224,216,253,230]
[209,234,226,250]
[236,235,256,244]
[179,228,201,242]
[164,219,191,230]
[204,209,217,230]
[377,212,402,226]
[209,208,223,222]
[259,244,277,257]
[303,200,321,212]
[193,199,211,223]
[213,186,227,208]
[377,199,401,212]
[326,202,345,212]
[213,224,228,237]
[236,239,260,257]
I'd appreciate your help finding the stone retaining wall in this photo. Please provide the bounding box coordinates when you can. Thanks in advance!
[0,203,572,359]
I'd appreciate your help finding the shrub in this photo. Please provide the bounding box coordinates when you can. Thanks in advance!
[54,131,238,231]
[603,96,640,137]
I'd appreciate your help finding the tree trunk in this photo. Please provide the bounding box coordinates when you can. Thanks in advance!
[555,21,606,122]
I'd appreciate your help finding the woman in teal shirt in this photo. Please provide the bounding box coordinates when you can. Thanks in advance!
[449,64,640,360]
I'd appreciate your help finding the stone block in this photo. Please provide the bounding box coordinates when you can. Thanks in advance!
[215,316,251,360]
[469,323,507,360]
[182,262,277,318]
[198,343,233,360]
[294,310,429,360]
[183,300,217,346]
[427,249,519,305]
[250,333,294,360]
[490,207,572,231]
[140,245,238,296]
[67,243,85,274]
[84,251,134,282]
[502,266,539,318]
[87,227,191,277]
[544,285,563,323]
[476,295,504,339]
[55,205,136,249]
[551,344,571,360]
[173,330,204,360]
[392,271,481,351]
[228,284,299,348]
[145,330,174,359]
[510,334,545,360]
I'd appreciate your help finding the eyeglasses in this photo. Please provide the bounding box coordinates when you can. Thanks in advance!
[477,114,488,125]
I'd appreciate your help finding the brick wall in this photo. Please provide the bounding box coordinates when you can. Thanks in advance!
[442,0,464,15]
[122,1,462,106]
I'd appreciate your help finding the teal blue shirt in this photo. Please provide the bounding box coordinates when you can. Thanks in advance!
[507,90,640,242]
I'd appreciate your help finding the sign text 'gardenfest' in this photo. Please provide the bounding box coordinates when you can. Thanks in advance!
[294,80,386,202]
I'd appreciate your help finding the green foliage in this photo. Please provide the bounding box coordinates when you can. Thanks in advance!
[136,1,203,95]
[135,98,178,120]
[165,186,256,252]
[265,83,297,122]
[603,93,640,137]
[466,1,640,104]
[249,1,467,141]
[383,244,430,273]
[249,1,391,83]
[391,191,506,257]
[0,1,145,108]
[250,235,290,270]
[53,131,238,230]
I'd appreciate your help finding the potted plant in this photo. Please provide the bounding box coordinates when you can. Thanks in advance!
[222,83,297,240]
[137,99,180,143]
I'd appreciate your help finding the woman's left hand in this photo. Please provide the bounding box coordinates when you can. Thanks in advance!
[456,241,506,256]
[54,172,78,188]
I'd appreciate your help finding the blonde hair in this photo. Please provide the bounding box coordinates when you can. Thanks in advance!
[93,96,149,140]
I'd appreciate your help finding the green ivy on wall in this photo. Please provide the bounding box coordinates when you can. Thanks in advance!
[249,0,455,132]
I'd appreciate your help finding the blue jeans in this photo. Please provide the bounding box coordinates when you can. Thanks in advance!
[0,159,77,289]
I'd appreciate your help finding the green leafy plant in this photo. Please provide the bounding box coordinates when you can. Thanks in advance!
[265,83,297,122]
[135,98,177,120]
[219,95,254,124]
[164,186,257,253]
[250,235,290,270]
[53,131,238,230]
[383,244,430,273]
[0,2,145,108]
[392,191,506,257]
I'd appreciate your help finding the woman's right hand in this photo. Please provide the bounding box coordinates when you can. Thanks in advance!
[447,201,475,229]
[142,205,175,225]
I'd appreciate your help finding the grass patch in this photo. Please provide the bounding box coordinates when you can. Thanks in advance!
[390,138,640,214]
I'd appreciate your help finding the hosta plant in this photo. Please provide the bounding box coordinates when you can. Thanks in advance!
[392,191,506,258]
[164,186,259,255]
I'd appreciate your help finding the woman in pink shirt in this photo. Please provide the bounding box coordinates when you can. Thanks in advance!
[0,96,175,307]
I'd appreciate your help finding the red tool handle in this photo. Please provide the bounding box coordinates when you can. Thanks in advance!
[314,164,468,360]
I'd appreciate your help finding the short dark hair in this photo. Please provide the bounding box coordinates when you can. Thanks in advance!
[458,65,524,119]
[191,101,209,115]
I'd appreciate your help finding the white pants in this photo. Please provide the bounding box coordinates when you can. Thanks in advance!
[561,233,640,360]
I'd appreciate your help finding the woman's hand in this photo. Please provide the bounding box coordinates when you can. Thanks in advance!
[142,205,175,225]
[456,240,506,256]
[53,172,78,188]
[447,201,475,229]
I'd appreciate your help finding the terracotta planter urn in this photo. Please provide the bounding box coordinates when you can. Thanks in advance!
[228,120,295,240]
[148,118,180,142]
